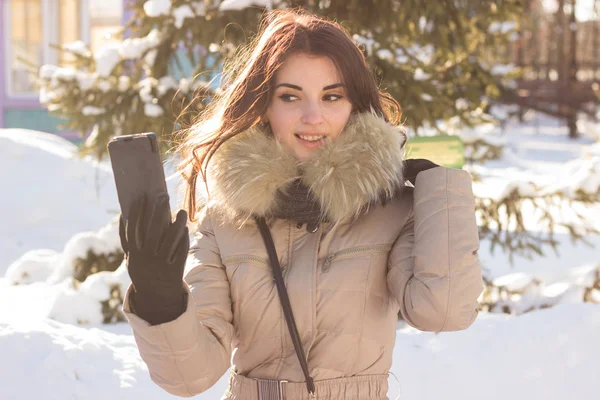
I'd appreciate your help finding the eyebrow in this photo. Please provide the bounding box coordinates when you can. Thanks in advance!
[275,83,345,91]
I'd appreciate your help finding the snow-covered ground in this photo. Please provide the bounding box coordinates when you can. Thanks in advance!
[1,110,599,399]
[0,128,186,271]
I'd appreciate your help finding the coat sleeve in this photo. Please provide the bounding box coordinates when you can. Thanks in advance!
[387,167,484,332]
[122,207,234,397]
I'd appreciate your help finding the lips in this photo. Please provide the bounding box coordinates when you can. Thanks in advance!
[294,133,327,148]
[296,134,325,142]
[295,132,327,140]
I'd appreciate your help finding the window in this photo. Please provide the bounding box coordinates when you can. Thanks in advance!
[5,0,44,94]
[3,0,122,97]
[89,0,123,53]
[58,0,82,64]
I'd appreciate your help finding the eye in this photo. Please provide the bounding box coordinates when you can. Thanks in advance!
[278,94,299,102]
[324,94,344,101]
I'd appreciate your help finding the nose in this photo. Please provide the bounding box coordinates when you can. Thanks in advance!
[300,101,325,125]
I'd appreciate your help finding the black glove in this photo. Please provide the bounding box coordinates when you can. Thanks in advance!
[119,192,190,325]
[403,158,440,185]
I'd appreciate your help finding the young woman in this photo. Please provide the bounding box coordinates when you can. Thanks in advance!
[119,9,483,400]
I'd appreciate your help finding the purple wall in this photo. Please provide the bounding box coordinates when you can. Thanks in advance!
[0,0,6,128]
[0,0,47,129]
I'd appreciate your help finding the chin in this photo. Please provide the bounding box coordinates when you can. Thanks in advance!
[294,149,315,161]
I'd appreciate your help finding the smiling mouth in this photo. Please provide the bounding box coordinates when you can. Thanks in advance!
[294,134,327,142]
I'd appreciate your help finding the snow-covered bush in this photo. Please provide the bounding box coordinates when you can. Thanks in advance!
[479,265,600,315]
[473,156,600,262]
[5,217,131,325]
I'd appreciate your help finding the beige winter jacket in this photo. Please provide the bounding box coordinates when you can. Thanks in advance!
[122,112,484,399]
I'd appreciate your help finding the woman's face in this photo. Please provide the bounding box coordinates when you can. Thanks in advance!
[265,53,353,161]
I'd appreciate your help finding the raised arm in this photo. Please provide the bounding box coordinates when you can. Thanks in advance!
[122,208,234,396]
[387,167,483,332]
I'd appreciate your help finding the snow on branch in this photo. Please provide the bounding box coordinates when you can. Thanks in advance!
[480,265,600,315]
[474,157,600,262]
[5,218,128,325]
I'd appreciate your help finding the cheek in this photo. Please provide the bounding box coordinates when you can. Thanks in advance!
[268,113,289,135]
[267,106,296,142]
[328,105,352,137]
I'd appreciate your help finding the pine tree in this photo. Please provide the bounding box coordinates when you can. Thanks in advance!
[38,0,523,159]
[40,0,600,262]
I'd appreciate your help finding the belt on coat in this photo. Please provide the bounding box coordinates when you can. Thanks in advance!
[225,370,390,400]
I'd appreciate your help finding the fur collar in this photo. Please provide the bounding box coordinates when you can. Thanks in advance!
[205,112,406,226]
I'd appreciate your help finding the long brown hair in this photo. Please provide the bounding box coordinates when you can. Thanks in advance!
[176,8,402,222]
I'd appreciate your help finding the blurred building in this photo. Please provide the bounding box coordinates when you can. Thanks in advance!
[504,0,600,138]
[0,0,128,141]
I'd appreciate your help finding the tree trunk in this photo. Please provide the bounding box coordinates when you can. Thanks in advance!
[568,0,579,139]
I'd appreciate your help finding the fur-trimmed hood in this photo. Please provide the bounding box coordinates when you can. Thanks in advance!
[205,112,406,226]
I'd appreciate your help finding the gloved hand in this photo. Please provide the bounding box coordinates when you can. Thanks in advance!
[119,192,190,325]
[403,158,440,185]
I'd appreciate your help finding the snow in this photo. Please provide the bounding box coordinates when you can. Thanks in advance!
[119,30,162,60]
[49,28,163,85]
[178,78,191,93]
[398,44,435,65]
[219,0,272,11]
[38,65,78,92]
[460,122,504,145]
[48,264,131,325]
[39,64,59,79]
[0,316,153,399]
[55,67,78,81]
[144,49,158,67]
[144,103,165,117]
[418,16,433,33]
[577,115,600,139]
[143,0,172,17]
[490,63,516,76]
[0,129,117,270]
[376,48,394,62]
[39,87,59,104]
[4,249,60,285]
[138,77,158,103]
[455,98,469,110]
[1,288,599,399]
[82,106,106,116]
[118,76,131,92]
[85,125,101,148]
[173,4,195,29]
[1,109,600,399]
[0,129,184,271]
[94,45,121,77]
[157,76,179,97]
[63,40,92,57]
[119,38,150,60]
[77,72,97,91]
[414,68,430,81]
[489,21,518,34]
[136,75,180,115]
[352,34,377,56]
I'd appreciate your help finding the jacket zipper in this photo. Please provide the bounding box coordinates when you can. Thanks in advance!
[322,244,392,272]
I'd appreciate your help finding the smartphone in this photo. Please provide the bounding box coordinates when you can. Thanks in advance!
[107,132,170,221]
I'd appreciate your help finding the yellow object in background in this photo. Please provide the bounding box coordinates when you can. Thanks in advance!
[405,135,464,169]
